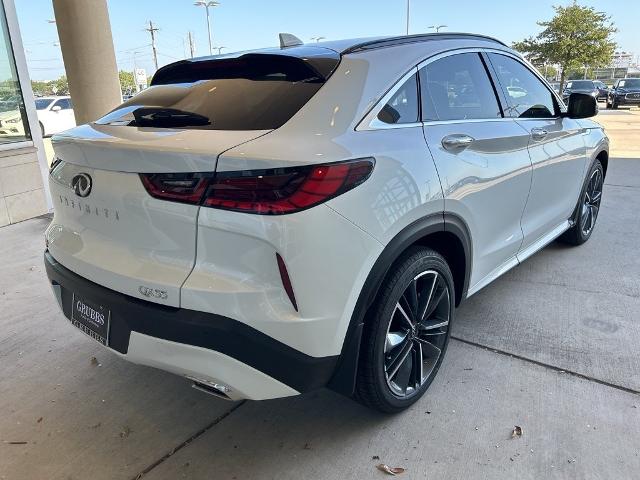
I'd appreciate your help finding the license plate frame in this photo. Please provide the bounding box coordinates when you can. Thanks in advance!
[70,293,111,346]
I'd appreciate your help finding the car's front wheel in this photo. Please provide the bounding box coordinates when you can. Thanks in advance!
[355,247,454,413]
[560,159,604,246]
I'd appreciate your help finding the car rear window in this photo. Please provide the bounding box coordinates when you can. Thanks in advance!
[96,52,339,131]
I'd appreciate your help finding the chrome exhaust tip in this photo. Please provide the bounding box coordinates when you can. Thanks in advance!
[187,376,233,401]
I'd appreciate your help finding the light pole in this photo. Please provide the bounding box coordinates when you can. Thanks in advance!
[428,25,447,32]
[194,1,220,56]
[405,0,410,35]
[216,46,226,55]
[310,36,326,43]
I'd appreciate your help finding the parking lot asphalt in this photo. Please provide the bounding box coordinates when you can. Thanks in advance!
[2,113,639,479]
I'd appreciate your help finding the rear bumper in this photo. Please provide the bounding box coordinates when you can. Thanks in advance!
[44,251,338,400]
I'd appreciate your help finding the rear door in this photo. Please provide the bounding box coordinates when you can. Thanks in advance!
[485,53,587,254]
[419,52,533,294]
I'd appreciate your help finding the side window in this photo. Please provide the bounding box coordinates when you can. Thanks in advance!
[54,99,71,110]
[377,73,419,125]
[418,53,501,122]
[488,54,557,119]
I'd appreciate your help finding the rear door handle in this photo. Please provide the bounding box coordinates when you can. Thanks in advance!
[530,128,548,140]
[441,134,475,151]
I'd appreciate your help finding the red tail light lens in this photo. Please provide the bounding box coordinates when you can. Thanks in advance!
[140,172,212,204]
[139,158,374,214]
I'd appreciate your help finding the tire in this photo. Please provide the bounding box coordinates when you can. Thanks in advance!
[39,122,45,137]
[559,159,604,246]
[612,100,619,110]
[606,99,612,109]
[355,247,455,413]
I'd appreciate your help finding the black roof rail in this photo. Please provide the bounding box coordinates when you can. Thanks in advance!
[342,33,508,54]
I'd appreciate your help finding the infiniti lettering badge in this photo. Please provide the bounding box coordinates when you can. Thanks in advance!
[72,173,92,198]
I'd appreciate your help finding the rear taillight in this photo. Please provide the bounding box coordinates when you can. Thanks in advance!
[140,172,213,204]
[139,158,374,214]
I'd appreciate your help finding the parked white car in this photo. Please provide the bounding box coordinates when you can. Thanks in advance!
[36,96,76,137]
[0,109,27,138]
[45,34,607,412]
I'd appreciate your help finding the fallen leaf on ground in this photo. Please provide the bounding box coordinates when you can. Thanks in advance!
[372,455,380,460]
[376,464,405,476]
[119,426,132,438]
[511,425,523,438]
[90,357,99,366]
[36,417,43,423]
[303,443,311,450]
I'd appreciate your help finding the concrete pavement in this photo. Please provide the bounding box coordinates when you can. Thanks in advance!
[595,107,640,158]
[2,127,639,478]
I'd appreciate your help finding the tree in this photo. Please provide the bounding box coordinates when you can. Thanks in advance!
[513,1,616,91]
[51,75,69,95]
[119,70,136,95]
[31,80,54,96]
[531,63,558,81]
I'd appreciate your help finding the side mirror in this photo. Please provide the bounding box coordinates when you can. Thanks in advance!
[565,92,597,119]
[51,105,62,112]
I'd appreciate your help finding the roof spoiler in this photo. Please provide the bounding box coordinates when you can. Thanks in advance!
[279,33,304,49]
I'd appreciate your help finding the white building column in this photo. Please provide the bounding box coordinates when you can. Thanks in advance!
[52,0,121,125]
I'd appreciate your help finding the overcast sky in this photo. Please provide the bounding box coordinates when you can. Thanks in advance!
[15,0,640,81]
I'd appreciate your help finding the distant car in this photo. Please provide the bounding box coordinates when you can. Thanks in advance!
[593,81,609,101]
[36,96,76,137]
[506,85,527,98]
[0,109,26,138]
[562,80,599,103]
[606,78,640,109]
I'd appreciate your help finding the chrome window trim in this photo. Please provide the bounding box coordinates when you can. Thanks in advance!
[357,47,512,131]
[422,117,515,127]
[356,46,567,132]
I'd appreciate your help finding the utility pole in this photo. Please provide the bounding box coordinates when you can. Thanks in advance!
[131,51,140,93]
[188,31,195,58]
[145,20,159,70]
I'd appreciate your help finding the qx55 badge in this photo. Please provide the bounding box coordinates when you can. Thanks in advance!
[72,173,92,198]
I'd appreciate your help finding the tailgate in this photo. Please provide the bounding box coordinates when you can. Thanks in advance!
[45,125,268,307]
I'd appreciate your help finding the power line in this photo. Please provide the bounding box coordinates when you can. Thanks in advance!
[144,21,159,70]
[116,43,152,54]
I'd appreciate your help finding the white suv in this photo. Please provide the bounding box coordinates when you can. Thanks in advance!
[45,34,608,412]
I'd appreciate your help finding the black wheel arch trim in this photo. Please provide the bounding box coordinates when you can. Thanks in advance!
[328,212,472,397]
[44,251,337,394]
[569,153,607,227]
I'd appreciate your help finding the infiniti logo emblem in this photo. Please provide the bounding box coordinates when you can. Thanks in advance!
[72,173,92,198]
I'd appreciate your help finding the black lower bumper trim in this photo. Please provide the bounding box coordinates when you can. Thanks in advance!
[44,251,337,393]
